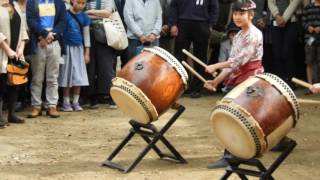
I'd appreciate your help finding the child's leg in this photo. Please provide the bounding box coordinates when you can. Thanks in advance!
[61,87,73,111]
[72,87,83,111]
[63,87,71,104]
[305,45,316,84]
[306,64,313,84]
[72,87,81,104]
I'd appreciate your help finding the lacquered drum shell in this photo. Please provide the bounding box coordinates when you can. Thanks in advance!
[118,51,185,116]
[232,79,294,136]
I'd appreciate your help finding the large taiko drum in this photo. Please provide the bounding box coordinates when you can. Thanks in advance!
[210,73,300,159]
[111,47,189,124]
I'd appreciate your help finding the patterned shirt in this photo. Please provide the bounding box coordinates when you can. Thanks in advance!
[228,24,263,70]
[302,3,320,46]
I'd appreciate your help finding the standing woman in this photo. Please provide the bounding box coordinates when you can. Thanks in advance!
[85,0,117,108]
[268,0,303,87]
[0,0,28,128]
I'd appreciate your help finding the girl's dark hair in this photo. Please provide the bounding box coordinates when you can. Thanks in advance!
[232,0,255,12]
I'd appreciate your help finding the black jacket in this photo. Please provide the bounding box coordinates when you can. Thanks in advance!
[168,0,219,27]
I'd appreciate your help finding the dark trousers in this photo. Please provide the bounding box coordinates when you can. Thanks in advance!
[127,39,142,62]
[86,38,115,101]
[0,74,19,117]
[174,21,210,93]
[115,48,128,68]
[271,22,299,83]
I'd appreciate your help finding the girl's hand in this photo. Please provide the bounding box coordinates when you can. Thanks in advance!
[310,83,320,94]
[204,80,218,91]
[206,64,219,74]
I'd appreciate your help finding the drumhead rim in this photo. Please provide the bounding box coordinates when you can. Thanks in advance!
[111,77,158,122]
[256,73,300,125]
[143,47,189,89]
[211,103,266,158]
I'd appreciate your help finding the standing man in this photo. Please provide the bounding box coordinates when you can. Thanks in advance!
[27,0,67,118]
[124,0,162,60]
[169,0,219,98]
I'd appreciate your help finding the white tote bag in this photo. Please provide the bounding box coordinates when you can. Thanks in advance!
[102,7,128,50]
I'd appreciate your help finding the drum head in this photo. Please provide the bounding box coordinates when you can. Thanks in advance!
[111,77,158,124]
[211,111,257,159]
[111,87,153,124]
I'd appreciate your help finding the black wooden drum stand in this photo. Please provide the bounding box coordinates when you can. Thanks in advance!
[220,139,297,180]
[102,105,187,173]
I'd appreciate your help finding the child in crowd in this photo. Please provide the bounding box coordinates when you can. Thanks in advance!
[59,0,91,112]
[218,22,240,64]
[302,0,320,84]
[204,0,264,92]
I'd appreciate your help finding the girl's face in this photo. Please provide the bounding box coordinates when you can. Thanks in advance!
[72,0,86,12]
[0,0,10,6]
[232,10,253,29]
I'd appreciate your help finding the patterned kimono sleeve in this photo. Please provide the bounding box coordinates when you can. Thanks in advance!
[228,31,262,70]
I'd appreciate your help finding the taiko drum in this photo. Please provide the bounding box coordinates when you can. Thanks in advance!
[210,73,300,159]
[111,47,188,124]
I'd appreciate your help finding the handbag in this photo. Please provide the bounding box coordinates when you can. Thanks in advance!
[102,7,128,50]
[6,59,29,86]
[92,21,108,44]
[90,0,107,44]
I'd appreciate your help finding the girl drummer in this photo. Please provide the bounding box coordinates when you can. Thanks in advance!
[204,0,264,92]
[206,0,264,169]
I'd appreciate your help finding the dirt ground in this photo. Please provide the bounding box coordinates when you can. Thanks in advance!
[0,89,319,180]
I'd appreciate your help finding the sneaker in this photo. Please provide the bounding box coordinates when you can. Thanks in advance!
[108,99,118,109]
[60,103,73,112]
[72,102,83,112]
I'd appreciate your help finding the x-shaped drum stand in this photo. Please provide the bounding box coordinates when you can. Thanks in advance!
[102,105,187,173]
[221,139,297,180]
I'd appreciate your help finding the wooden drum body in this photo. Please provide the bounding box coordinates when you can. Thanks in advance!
[210,73,300,159]
[111,47,188,124]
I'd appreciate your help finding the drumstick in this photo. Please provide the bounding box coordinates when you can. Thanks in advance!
[182,49,218,77]
[182,61,206,83]
[292,77,313,89]
[298,98,320,104]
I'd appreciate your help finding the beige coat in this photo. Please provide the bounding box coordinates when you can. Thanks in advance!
[268,0,303,23]
[0,1,28,74]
